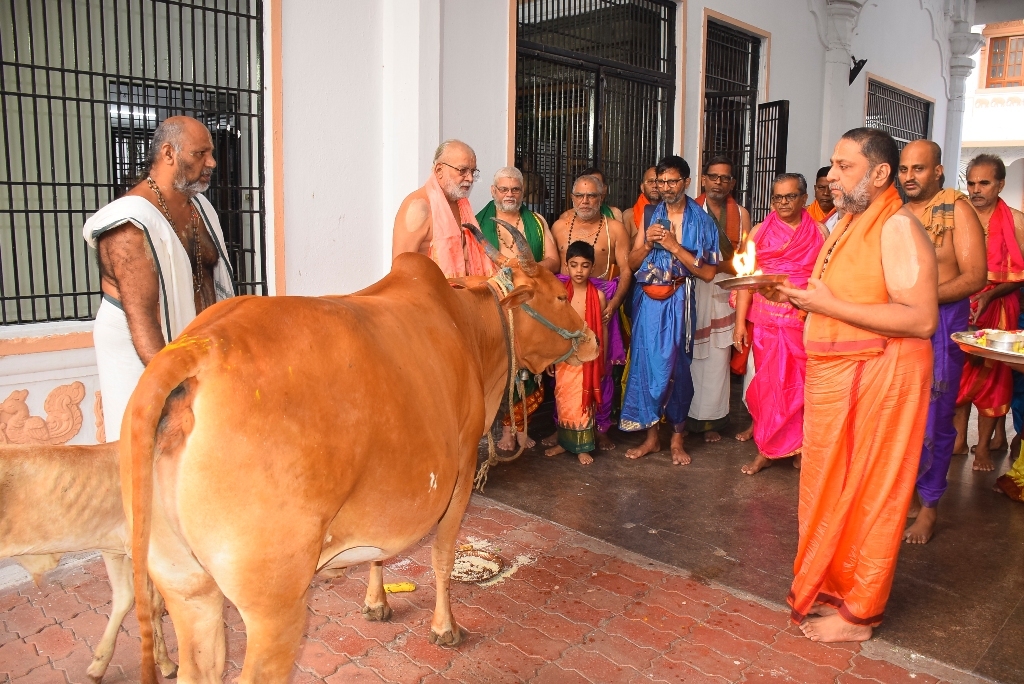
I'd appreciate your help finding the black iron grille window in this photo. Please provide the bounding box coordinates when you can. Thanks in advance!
[0,0,266,325]
[702,20,760,211]
[750,100,789,224]
[516,0,676,223]
[865,79,932,150]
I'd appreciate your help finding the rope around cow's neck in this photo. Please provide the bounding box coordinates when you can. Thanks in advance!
[474,270,537,493]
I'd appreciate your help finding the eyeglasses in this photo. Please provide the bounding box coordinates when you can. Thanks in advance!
[439,162,480,180]
[655,178,684,187]
[704,173,733,183]
[572,192,601,201]
[642,178,659,185]
[771,193,803,205]
[495,186,523,195]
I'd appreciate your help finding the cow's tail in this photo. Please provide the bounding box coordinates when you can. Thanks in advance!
[124,338,208,684]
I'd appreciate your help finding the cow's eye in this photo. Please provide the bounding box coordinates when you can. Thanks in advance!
[557,295,568,301]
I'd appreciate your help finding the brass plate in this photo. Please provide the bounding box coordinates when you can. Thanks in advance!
[716,274,788,291]
[953,331,1024,365]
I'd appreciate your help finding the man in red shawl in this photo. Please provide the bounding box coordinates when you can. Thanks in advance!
[954,154,1024,471]
[733,173,826,475]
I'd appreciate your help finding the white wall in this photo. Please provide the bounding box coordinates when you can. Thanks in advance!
[848,2,949,147]
[280,2,385,297]
[278,0,510,297]
[682,0,828,184]
[1006,159,1024,211]
[441,0,512,209]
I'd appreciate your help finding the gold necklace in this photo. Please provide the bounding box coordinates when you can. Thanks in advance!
[147,177,206,306]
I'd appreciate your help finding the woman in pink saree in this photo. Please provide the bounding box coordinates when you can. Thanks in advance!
[733,175,826,474]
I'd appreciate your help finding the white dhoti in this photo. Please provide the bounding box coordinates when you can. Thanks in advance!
[689,272,734,423]
[93,298,145,440]
[84,195,234,439]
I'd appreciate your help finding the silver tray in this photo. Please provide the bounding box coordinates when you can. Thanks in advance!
[953,331,1024,364]
[716,274,788,291]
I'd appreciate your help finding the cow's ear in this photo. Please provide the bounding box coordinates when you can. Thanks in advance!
[499,285,535,311]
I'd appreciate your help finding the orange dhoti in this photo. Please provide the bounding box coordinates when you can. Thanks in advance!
[789,338,932,625]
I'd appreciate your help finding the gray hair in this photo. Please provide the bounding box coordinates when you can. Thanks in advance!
[493,167,524,185]
[141,118,187,175]
[574,174,605,193]
[772,172,807,195]
[433,139,475,164]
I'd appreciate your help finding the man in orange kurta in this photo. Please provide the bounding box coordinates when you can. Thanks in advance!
[777,128,937,643]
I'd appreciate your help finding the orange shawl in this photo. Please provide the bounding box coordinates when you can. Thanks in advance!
[804,185,903,356]
[425,175,494,278]
[564,279,604,411]
[806,200,836,223]
[632,194,650,232]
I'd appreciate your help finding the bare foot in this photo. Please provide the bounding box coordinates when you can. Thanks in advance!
[903,505,936,544]
[626,429,661,460]
[704,430,722,443]
[541,431,559,447]
[735,426,753,442]
[992,421,1008,451]
[670,433,691,465]
[596,431,615,451]
[972,446,995,472]
[906,490,922,519]
[741,454,772,475]
[1012,435,1022,459]
[952,438,969,456]
[544,445,566,457]
[496,426,517,451]
[516,431,536,449]
[809,603,838,617]
[578,452,594,465]
[799,613,872,643]
[793,454,801,469]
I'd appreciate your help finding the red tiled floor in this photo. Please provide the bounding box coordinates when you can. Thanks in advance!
[0,496,984,683]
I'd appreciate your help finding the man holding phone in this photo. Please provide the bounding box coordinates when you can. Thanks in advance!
[619,155,721,466]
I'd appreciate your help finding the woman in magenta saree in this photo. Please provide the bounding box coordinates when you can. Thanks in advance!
[734,204,825,474]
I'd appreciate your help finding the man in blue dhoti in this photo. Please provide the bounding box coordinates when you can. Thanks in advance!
[620,155,720,465]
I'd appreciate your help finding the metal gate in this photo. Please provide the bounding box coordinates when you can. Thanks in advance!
[516,0,676,223]
[702,20,760,210]
[751,100,789,224]
[865,79,932,150]
[0,0,266,325]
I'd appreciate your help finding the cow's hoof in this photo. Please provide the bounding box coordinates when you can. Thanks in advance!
[362,602,392,622]
[429,626,463,647]
[161,663,179,679]
[85,663,105,683]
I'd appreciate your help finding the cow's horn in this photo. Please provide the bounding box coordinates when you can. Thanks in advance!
[492,218,538,275]
[462,223,505,266]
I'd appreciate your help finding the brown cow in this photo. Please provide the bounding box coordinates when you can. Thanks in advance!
[0,442,177,682]
[123,226,599,683]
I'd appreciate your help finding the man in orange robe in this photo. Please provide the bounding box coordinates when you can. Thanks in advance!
[805,166,839,232]
[777,128,937,643]
[622,166,660,244]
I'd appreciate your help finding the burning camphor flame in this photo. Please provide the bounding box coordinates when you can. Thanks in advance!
[732,241,761,277]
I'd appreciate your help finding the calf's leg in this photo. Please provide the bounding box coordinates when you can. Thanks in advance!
[86,553,134,683]
[149,587,179,679]
[362,561,392,621]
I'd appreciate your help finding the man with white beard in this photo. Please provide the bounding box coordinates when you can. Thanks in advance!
[392,139,495,278]
[475,167,559,451]
[475,167,559,273]
[83,116,235,439]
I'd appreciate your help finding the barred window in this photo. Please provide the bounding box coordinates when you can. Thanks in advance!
[865,79,932,150]
[0,0,266,325]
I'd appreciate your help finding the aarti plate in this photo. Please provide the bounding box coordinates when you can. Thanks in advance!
[450,549,505,583]
[716,274,788,291]
[953,331,1024,365]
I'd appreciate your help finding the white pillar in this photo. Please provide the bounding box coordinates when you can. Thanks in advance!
[819,0,865,164]
[943,19,984,185]
[382,0,442,274]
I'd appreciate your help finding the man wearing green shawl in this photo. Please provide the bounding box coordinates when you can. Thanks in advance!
[476,167,559,451]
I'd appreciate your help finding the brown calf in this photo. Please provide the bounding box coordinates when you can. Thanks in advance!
[0,442,177,682]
